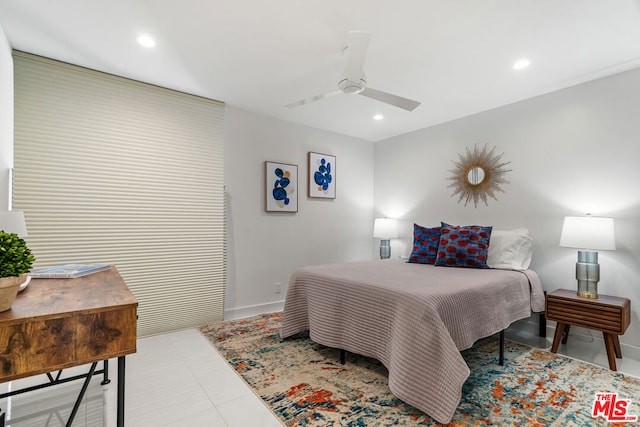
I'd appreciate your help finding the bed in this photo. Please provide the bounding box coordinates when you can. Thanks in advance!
[280,258,545,423]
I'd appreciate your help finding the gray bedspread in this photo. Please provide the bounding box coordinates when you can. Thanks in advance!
[280,259,545,424]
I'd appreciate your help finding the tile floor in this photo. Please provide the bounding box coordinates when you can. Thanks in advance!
[1,318,639,426]
[0,328,281,427]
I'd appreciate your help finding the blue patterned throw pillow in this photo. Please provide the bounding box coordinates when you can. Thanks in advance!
[434,222,492,268]
[408,224,442,265]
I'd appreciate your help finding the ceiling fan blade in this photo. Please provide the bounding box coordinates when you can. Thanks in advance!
[359,87,421,111]
[344,31,371,83]
[284,89,343,108]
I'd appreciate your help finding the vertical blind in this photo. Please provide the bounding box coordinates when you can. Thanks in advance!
[12,51,225,337]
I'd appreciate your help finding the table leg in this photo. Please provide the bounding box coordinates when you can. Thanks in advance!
[66,362,98,427]
[561,324,570,344]
[118,356,126,427]
[603,333,617,371]
[102,359,111,385]
[613,335,622,359]
[551,322,565,353]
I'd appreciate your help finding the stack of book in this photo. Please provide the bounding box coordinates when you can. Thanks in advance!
[29,263,111,279]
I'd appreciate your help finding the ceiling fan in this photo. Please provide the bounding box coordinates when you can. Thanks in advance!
[284,31,421,112]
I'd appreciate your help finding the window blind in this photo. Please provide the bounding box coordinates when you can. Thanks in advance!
[12,51,225,337]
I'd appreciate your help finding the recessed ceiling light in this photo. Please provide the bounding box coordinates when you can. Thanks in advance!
[137,34,156,48]
[373,114,384,121]
[513,59,530,70]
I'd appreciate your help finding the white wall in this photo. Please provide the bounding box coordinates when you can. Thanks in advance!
[0,24,13,210]
[224,106,374,319]
[375,67,640,350]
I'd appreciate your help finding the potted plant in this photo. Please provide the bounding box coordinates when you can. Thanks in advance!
[0,230,35,311]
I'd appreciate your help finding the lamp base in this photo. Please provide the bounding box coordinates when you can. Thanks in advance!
[577,281,598,299]
[379,239,391,259]
[576,250,599,299]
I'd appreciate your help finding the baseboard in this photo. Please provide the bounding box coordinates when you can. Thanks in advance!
[224,300,284,321]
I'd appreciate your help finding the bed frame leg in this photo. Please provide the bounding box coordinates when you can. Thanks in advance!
[539,311,547,338]
[340,349,346,365]
[539,291,547,338]
[499,330,505,366]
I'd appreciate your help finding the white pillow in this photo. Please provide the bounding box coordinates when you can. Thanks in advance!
[487,228,533,270]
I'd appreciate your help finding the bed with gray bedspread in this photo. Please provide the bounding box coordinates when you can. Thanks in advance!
[280,259,545,424]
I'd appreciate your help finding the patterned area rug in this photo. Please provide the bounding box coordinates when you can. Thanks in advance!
[198,313,640,426]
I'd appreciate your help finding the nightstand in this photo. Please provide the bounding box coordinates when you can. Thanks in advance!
[545,289,630,371]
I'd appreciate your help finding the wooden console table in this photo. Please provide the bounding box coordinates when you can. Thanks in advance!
[0,267,137,426]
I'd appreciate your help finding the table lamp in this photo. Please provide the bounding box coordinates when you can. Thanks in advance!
[559,215,615,298]
[373,218,398,259]
[0,210,28,237]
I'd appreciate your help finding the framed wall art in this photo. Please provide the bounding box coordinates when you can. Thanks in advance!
[265,161,298,213]
[308,152,336,199]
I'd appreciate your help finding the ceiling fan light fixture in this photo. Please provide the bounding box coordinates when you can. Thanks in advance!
[284,31,420,111]
[338,78,366,94]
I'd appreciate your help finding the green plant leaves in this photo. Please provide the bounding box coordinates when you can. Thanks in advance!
[0,231,35,278]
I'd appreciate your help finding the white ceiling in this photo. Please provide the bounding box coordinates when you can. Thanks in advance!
[2,0,640,142]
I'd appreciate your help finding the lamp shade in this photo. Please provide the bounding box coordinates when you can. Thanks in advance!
[559,216,615,250]
[0,210,28,237]
[373,218,398,239]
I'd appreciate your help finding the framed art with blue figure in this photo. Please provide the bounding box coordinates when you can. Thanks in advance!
[265,161,298,212]
[308,152,336,199]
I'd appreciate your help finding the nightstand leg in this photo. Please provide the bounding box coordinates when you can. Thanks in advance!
[551,322,565,353]
[603,333,617,371]
[613,335,622,358]
[561,324,570,344]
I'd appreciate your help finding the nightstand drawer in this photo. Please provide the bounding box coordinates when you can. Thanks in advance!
[545,289,630,335]
[546,299,623,333]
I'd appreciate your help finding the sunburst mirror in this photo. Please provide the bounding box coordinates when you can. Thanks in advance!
[447,144,511,208]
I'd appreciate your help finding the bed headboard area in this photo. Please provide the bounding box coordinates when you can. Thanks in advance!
[407,222,533,271]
